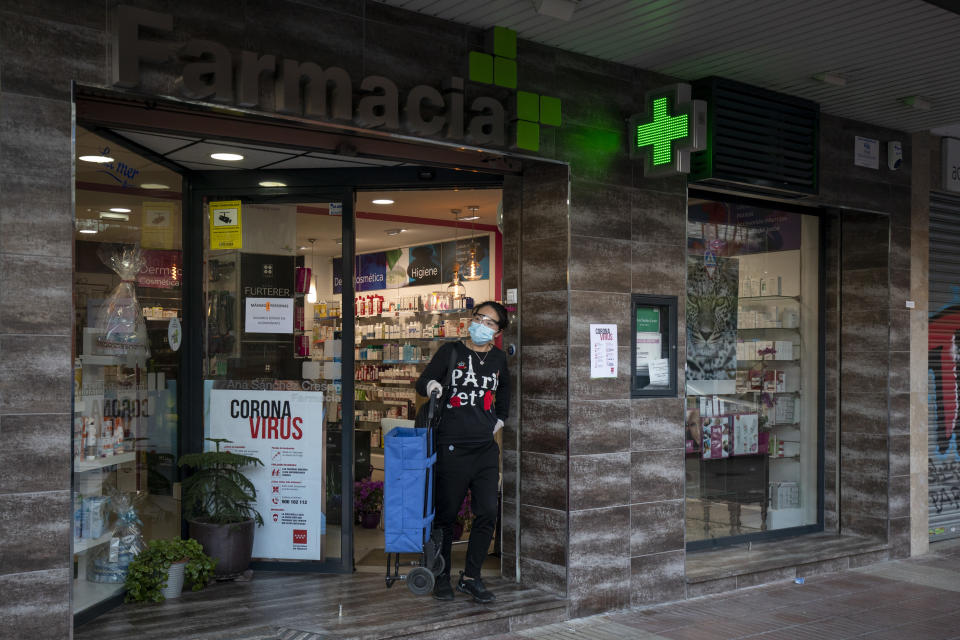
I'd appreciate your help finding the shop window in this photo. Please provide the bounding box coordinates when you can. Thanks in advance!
[684,198,820,544]
[631,294,678,397]
[72,127,183,613]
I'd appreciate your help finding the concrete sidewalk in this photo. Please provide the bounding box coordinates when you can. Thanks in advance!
[484,540,960,640]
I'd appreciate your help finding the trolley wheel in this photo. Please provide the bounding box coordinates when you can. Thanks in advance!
[407,567,435,596]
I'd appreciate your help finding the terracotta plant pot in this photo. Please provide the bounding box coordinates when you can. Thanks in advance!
[188,519,255,579]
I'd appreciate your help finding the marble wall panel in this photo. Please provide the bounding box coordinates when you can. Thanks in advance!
[631,190,687,247]
[0,93,71,186]
[520,164,571,241]
[0,414,70,494]
[0,491,70,575]
[840,513,887,538]
[630,397,685,451]
[502,447,518,497]
[0,254,72,335]
[840,310,889,353]
[889,268,910,309]
[889,435,911,477]
[888,351,910,394]
[840,268,889,312]
[569,506,630,563]
[569,180,631,240]
[687,576,737,598]
[521,237,568,293]
[568,400,631,455]
[839,352,889,391]
[631,242,686,295]
[519,345,567,400]
[519,505,567,566]
[630,550,685,607]
[631,449,684,504]
[569,558,631,616]
[569,452,631,510]
[520,398,567,455]
[569,345,631,400]
[630,500,684,556]
[889,475,910,519]
[519,557,566,596]
[889,392,911,436]
[0,335,71,415]
[737,566,796,587]
[838,433,887,475]
[522,291,568,346]
[520,452,567,512]
[889,309,911,352]
[502,498,517,556]
[841,214,890,271]
[569,291,630,347]
[839,472,889,516]
[0,12,105,100]
[0,568,71,639]
[0,182,74,257]
[556,125,633,189]
[839,391,889,435]
[889,516,911,558]
[569,236,632,293]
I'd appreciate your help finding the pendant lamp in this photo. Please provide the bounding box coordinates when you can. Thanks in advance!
[306,238,318,303]
[447,209,467,300]
[461,206,482,281]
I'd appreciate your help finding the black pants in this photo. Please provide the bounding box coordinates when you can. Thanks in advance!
[434,440,499,579]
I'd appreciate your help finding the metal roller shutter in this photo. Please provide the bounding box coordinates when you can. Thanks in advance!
[929,190,960,541]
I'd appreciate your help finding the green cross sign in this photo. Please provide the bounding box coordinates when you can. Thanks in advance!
[629,84,707,177]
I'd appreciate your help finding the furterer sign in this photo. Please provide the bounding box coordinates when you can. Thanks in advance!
[629,84,707,177]
[112,5,557,152]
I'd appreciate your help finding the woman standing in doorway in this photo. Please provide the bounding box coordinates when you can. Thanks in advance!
[415,300,510,603]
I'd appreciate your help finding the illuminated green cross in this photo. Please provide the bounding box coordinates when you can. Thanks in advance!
[628,84,706,177]
[635,96,689,166]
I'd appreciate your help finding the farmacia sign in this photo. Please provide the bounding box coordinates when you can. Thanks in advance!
[113,6,560,151]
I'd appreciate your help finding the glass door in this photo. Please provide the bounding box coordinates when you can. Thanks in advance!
[188,174,355,572]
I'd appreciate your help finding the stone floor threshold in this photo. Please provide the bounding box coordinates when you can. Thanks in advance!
[685,532,888,595]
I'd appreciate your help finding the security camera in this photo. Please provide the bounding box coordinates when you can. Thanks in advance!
[888,141,903,170]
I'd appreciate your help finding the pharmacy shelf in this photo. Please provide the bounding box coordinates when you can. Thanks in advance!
[74,451,136,473]
[73,579,125,614]
[79,355,121,366]
[74,531,114,554]
[738,295,800,302]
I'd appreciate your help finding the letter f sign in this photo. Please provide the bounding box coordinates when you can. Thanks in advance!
[112,6,174,87]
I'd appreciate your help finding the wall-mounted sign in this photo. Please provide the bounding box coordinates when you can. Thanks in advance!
[854,136,880,169]
[209,200,242,250]
[944,138,960,193]
[245,297,294,334]
[141,201,175,249]
[206,388,325,560]
[112,7,559,152]
[589,324,618,379]
[167,316,182,352]
[632,294,678,397]
[629,83,706,177]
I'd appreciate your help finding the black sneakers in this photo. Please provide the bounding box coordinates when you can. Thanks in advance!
[456,572,496,603]
[432,574,454,601]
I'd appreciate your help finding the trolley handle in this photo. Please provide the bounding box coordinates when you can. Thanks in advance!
[426,388,441,458]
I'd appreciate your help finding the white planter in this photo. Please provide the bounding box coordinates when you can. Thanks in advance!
[162,561,186,600]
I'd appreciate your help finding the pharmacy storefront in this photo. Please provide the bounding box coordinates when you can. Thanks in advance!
[0,2,921,636]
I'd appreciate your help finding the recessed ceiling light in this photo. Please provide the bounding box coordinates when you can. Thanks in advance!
[458,215,479,221]
[259,181,287,187]
[140,183,170,190]
[298,245,309,251]
[372,199,394,205]
[109,207,132,213]
[79,155,114,163]
[335,238,343,245]
[78,228,98,234]
[210,152,244,161]
[99,212,129,221]
[385,228,406,236]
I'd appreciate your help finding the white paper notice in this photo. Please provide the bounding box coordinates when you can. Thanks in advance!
[245,297,294,333]
[590,324,618,378]
[208,389,325,560]
[635,332,662,374]
[648,358,670,386]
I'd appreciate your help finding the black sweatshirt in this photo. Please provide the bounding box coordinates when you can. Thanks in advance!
[415,341,510,445]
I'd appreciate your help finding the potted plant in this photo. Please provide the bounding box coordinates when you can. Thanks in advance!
[354,478,384,528]
[124,537,215,603]
[179,437,264,578]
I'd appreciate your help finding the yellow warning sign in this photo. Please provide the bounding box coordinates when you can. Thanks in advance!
[210,200,242,250]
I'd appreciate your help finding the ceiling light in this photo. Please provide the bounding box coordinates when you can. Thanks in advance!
[210,152,244,161]
[140,183,170,190]
[335,238,343,245]
[902,96,931,111]
[298,245,309,251]
[460,205,481,221]
[458,215,479,221]
[259,181,287,187]
[532,0,578,21]
[77,219,99,234]
[812,72,847,87]
[385,228,406,236]
[109,207,132,213]
[99,212,129,221]
[78,228,98,234]
[372,199,394,205]
[79,154,114,163]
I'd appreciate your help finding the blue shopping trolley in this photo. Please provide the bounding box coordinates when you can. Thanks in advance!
[383,389,445,595]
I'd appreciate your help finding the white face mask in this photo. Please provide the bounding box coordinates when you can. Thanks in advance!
[469,321,496,345]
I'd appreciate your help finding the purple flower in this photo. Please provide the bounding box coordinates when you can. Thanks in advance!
[354,479,384,514]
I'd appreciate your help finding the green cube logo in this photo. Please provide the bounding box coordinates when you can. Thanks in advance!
[468,26,561,151]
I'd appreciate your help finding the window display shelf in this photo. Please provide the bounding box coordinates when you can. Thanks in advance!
[74,531,114,554]
[738,295,800,302]
[737,327,800,333]
[73,580,125,614]
[79,355,122,366]
[75,451,136,473]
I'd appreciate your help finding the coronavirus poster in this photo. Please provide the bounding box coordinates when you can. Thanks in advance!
[207,386,325,561]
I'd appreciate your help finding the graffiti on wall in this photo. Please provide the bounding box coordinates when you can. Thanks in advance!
[929,304,960,522]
